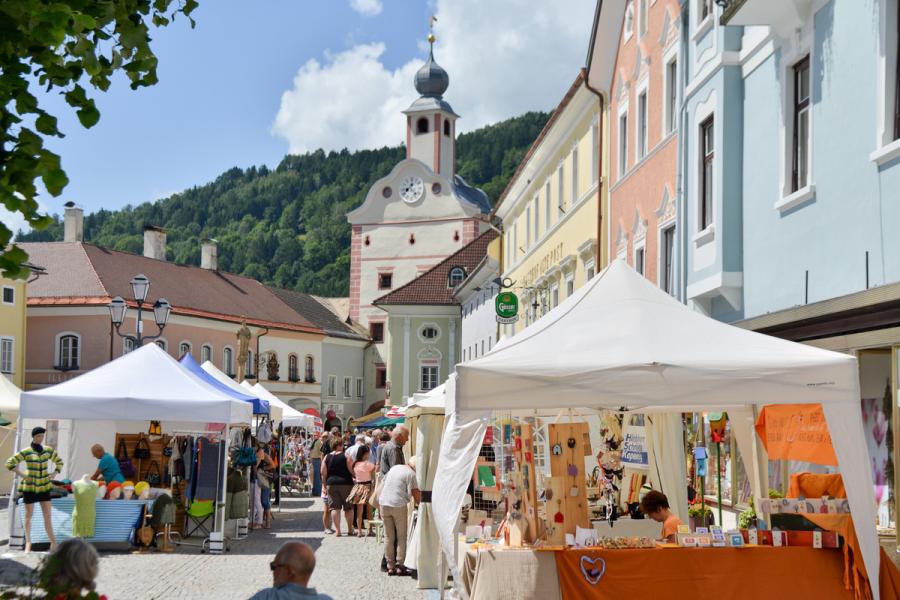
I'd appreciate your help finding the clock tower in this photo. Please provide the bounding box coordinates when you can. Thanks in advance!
[346,32,490,409]
[403,34,457,178]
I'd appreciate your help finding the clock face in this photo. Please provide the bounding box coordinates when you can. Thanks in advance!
[399,176,425,204]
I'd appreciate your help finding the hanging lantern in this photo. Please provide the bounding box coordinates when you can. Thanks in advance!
[148,420,162,436]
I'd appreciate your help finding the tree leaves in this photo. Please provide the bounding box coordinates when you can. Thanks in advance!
[0,0,199,276]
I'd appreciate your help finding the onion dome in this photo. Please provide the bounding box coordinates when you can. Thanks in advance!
[414,35,449,98]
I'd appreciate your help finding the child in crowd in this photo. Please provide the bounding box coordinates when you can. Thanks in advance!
[640,490,683,543]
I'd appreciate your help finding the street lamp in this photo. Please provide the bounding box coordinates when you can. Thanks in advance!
[108,274,171,346]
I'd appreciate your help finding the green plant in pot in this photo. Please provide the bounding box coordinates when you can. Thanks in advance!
[688,503,715,528]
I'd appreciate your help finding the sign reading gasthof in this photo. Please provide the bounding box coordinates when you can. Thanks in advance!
[495,291,520,324]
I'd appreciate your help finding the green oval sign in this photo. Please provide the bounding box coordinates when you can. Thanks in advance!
[495,291,519,323]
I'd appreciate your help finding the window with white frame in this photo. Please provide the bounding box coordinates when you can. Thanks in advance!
[223,347,234,376]
[665,57,678,135]
[566,275,575,297]
[526,204,532,248]
[557,165,565,213]
[356,377,363,398]
[201,344,212,363]
[638,0,648,37]
[637,90,648,160]
[155,339,167,352]
[551,284,559,309]
[624,1,634,40]
[305,355,315,381]
[420,324,440,341]
[700,116,714,231]
[420,365,439,391]
[57,333,80,370]
[618,110,628,176]
[0,337,13,374]
[288,354,299,381]
[245,349,255,377]
[2,286,14,305]
[571,147,579,200]
[661,225,676,295]
[122,337,135,355]
[792,56,811,192]
[586,260,596,281]
[343,376,351,398]
[591,121,599,183]
[699,0,713,23]
[545,182,552,227]
[448,266,466,288]
[179,341,192,358]
[513,220,518,260]
[327,375,336,397]
[533,196,540,239]
[635,245,645,275]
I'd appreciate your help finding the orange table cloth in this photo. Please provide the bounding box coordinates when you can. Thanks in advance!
[556,546,855,600]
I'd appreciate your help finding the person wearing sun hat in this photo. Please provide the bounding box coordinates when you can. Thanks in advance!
[6,426,64,552]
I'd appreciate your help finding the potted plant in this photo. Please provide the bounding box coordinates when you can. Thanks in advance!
[688,502,715,529]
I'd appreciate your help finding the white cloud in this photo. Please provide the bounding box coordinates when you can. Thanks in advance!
[273,0,596,154]
[349,0,383,17]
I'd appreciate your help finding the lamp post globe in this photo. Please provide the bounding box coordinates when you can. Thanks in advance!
[153,298,171,329]
[108,296,128,326]
[130,274,150,304]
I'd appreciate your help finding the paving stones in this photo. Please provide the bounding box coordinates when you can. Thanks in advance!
[0,496,428,600]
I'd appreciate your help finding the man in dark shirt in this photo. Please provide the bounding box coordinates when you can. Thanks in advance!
[378,426,408,476]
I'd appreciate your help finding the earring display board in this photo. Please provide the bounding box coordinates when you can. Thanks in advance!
[545,476,567,545]
[509,423,539,545]
[548,423,590,536]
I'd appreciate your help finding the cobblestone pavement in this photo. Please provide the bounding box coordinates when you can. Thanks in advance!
[0,496,434,600]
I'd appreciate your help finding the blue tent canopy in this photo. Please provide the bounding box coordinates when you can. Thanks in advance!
[179,354,269,415]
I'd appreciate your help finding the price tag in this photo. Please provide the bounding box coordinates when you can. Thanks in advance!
[813,531,822,549]
[748,529,759,545]
[773,531,784,547]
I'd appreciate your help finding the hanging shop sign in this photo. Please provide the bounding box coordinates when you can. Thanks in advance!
[495,291,520,324]
[619,422,649,470]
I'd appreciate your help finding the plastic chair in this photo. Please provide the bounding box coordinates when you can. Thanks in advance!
[184,500,215,538]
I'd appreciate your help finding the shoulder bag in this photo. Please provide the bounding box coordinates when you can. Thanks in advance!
[146,460,162,486]
[369,472,384,510]
[116,438,135,478]
[134,435,152,460]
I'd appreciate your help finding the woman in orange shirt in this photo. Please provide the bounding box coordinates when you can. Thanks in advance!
[640,490,683,543]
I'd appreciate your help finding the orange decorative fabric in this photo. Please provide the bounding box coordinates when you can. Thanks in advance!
[788,472,847,499]
[555,547,853,600]
[879,548,900,600]
[755,404,838,465]
[803,514,870,599]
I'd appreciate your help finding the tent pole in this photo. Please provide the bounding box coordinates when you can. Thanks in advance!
[6,414,23,549]
[715,441,723,528]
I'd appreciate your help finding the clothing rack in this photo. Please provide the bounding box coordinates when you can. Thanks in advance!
[171,430,229,553]
[171,430,224,437]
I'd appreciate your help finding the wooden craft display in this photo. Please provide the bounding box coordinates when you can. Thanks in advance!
[508,423,539,545]
[547,423,590,536]
[113,432,170,484]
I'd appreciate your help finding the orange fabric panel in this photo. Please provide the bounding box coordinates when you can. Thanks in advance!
[879,548,900,600]
[755,404,838,465]
[555,547,854,600]
[788,473,847,499]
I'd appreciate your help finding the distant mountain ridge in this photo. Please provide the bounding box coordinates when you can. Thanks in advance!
[18,111,548,296]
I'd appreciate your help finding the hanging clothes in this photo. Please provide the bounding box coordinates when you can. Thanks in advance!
[257,420,273,444]
[71,479,98,538]
[150,493,176,528]
[194,437,223,501]
[226,469,249,519]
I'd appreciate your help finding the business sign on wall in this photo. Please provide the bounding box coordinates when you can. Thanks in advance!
[619,422,649,470]
[495,292,520,324]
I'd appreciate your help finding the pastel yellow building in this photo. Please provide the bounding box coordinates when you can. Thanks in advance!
[495,71,608,337]
[0,269,38,389]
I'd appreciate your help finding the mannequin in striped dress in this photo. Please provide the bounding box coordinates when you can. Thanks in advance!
[5,426,64,552]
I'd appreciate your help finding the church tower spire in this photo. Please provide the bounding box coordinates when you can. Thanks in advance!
[404,25,457,178]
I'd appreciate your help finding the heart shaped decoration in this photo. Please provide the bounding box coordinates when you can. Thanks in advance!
[579,555,606,585]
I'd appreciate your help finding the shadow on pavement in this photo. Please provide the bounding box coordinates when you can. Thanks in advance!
[0,558,34,587]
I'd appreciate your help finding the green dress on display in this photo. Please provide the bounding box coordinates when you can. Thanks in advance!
[71,479,98,538]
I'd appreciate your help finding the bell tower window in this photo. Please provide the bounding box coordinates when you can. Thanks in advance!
[417,118,429,134]
[444,120,451,136]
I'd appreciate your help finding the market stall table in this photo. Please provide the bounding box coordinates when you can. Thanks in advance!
[18,497,153,548]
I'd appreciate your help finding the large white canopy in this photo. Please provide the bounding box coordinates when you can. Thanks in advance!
[434,260,879,596]
[200,361,282,421]
[245,382,314,428]
[20,344,253,424]
[0,373,21,419]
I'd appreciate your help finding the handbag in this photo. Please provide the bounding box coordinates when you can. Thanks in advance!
[137,524,154,547]
[134,435,152,459]
[368,472,384,510]
[116,438,135,478]
[146,460,162,486]
[235,446,257,466]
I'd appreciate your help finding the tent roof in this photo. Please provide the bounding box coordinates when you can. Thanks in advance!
[408,383,446,415]
[456,259,859,415]
[200,361,278,419]
[249,383,313,427]
[180,354,269,415]
[20,344,253,424]
[0,373,21,417]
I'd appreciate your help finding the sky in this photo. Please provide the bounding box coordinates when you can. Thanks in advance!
[16,0,597,232]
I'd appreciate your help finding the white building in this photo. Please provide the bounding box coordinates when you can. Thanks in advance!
[456,243,501,363]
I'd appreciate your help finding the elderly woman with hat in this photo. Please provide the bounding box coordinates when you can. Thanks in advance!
[5,427,64,552]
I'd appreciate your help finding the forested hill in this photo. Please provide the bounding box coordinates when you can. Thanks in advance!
[18,111,549,296]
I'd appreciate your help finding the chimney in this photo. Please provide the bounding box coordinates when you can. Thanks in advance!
[63,201,83,243]
[143,225,167,261]
[201,238,218,271]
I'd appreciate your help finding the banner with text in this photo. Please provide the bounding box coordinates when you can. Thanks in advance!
[755,403,838,466]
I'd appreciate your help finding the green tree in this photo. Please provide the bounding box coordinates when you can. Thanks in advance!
[0,0,198,277]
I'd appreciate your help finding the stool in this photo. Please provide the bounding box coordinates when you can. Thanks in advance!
[364,518,384,543]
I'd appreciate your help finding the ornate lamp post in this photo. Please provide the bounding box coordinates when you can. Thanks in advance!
[108,274,172,346]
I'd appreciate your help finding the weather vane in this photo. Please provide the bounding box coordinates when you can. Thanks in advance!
[428,15,437,44]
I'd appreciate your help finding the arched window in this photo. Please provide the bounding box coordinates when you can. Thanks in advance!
[155,339,167,352]
[288,354,299,381]
[56,333,80,371]
[448,266,466,287]
[179,341,192,358]
[416,117,429,134]
[246,350,255,378]
[305,355,315,382]
[200,344,212,363]
[444,119,451,136]
[123,338,135,356]
[223,347,234,377]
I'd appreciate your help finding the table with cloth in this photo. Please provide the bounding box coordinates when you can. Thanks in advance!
[458,542,892,600]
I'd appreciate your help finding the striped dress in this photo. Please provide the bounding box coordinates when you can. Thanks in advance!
[5,445,64,493]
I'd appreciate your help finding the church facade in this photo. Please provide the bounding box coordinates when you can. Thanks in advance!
[347,39,490,407]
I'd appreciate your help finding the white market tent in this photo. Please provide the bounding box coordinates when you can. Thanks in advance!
[433,259,879,596]
[0,373,21,420]
[245,381,315,428]
[201,360,283,421]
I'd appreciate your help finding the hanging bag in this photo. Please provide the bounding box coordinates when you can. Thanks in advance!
[134,435,152,459]
[116,438,135,478]
[146,460,162,486]
[235,446,257,466]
